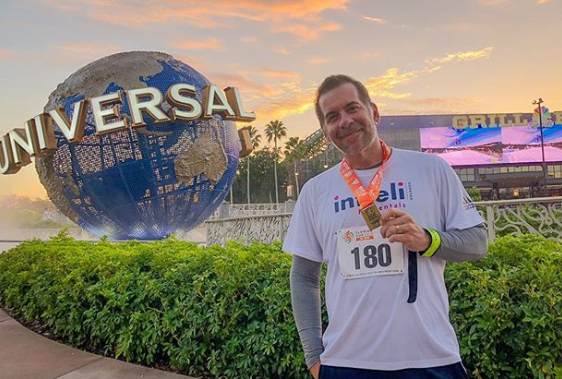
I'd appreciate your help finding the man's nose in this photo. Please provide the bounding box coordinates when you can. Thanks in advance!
[338,113,353,128]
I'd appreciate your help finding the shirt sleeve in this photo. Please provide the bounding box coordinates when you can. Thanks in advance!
[436,157,485,231]
[283,180,323,263]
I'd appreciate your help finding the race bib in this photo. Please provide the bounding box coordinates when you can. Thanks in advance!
[336,226,405,280]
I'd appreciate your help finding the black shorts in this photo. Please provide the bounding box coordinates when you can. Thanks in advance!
[319,362,469,379]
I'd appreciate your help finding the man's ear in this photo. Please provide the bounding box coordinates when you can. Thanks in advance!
[371,103,381,124]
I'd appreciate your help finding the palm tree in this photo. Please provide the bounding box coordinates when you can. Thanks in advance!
[265,120,287,204]
[284,137,305,198]
[246,125,262,204]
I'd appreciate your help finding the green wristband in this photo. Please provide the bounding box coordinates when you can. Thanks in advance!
[421,228,441,257]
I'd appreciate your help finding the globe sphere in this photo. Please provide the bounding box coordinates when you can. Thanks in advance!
[35,51,239,240]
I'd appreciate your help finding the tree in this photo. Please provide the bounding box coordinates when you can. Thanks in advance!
[246,125,262,204]
[264,120,287,203]
[284,137,306,198]
[232,148,288,203]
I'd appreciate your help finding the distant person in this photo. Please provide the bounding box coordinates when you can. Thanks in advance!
[284,74,488,379]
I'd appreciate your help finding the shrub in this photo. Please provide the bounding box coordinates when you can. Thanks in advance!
[0,233,561,378]
[0,235,308,379]
[446,234,562,379]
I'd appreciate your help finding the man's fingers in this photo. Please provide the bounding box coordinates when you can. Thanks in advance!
[381,208,407,223]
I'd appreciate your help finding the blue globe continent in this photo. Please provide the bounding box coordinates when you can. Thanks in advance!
[36,52,239,240]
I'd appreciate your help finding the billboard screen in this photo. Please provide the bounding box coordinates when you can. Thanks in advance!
[420,124,562,166]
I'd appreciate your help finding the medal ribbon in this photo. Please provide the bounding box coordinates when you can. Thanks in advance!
[340,140,391,210]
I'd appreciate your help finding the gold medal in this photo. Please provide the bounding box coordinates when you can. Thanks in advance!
[360,203,382,230]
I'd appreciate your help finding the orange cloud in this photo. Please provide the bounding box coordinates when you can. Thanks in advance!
[365,68,418,100]
[271,21,342,41]
[307,58,329,64]
[261,70,300,79]
[383,97,483,115]
[357,51,382,61]
[0,50,14,58]
[174,55,208,72]
[403,97,482,108]
[431,47,494,64]
[207,72,282,98]
[275,47,291,55]
[41,0,356,40]
[254,92,316,122]
[170,39,225,51]
[478,0,508,5]
[240,36,258,43]
[363,16,386,24]
[365,48,493,100]
[56,43,120,55]
[537,0,553,3]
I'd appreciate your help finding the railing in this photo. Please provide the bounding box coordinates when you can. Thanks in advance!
[4,198,561,247]
[477,196,562,242]
[206,213,292,246]
[208,202,295,219]
[206,197,562,245]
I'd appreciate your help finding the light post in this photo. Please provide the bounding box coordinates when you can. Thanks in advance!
[532,98,548,197]
[247,157,250,204]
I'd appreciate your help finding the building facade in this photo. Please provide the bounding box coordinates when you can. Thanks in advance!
[297,111,562,200]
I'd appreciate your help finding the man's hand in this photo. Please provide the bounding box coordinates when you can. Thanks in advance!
[310,361,321,379]
[380,209,431,252]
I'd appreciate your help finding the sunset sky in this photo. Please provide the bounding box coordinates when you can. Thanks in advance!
[0,0,560,199]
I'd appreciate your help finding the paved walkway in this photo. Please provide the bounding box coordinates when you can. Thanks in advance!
[0,308,197,379]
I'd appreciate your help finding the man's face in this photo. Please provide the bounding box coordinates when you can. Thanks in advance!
[318,83,380,156]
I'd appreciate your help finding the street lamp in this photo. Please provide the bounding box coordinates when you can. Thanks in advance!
[532,98,548,197]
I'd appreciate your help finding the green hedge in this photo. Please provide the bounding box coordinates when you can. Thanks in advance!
[0,233,561,378]
[446,234,562,379]
[0,234,307,379]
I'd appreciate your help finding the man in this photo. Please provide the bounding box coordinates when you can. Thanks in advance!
[283,74,488,379]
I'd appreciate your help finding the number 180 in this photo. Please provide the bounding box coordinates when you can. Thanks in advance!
[351,244,391,270]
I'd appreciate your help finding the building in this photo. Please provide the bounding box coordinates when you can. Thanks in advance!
[297,110,562,200]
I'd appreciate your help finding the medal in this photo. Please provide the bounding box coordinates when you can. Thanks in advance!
[360,203,382,231]
[340,140,391,230]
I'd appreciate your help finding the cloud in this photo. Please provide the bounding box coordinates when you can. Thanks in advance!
[363,16,386,24]
[260,69,300,79]
[56,43,120,55]
[365,47,493,100]
[403,97,482,108]
[383,98,483,115]
[307,58,329,64]
[537,0,553,3]
[174,55,208,72]
[365,68,418,100]
[274,47,291,55]
[0,50,14,58]
[41,0,356,40]
[170,39,225,51]
[204,70,316,121]
[271,21,342,41]
[48,44,121,67]
[357,51,382,61]
[207,72,283,99]
[254,90,316,121]
[430,47,494,64]
[478,0,508,5]
[240,36,258,43]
